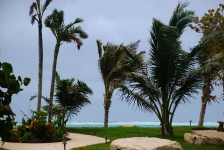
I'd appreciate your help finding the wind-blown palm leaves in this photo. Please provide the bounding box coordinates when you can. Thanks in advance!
[29,0,52,111]
[54,72,92,128]
[189,4,224,126]
[118,2,203,135]
[45,9,88,122]
[97,40,146,127]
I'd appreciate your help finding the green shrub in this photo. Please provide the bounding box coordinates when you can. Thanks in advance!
[6,110,66,143]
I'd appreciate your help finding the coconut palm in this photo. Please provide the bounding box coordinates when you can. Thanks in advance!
[45,9,88,122]
[29,0,52,111]
[118,2,203,135]
[97,40,146,127]
[54,72,92,128]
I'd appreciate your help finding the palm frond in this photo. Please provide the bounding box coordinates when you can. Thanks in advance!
[73,26,88,39]
[43,0,52,12]
[116,83,152,112]
[96,40,102,58]
[29,2,37,16]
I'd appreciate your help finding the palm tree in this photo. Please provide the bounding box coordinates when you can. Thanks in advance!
[191,31,223,126]
[189,4,224,126]
[45,9,88,122]
[96,40,146,127]
[119,2,202,135]
[54,72,92,128]
[29,0,52,111]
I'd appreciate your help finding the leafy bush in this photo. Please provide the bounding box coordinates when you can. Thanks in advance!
[6,110,65,143]
[0,62,30,141]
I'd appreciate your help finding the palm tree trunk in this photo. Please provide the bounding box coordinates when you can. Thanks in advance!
[104,109,109,128]
[161,98,173,135]
[198,76,211,126]
[37,21,43,112]
[48,43,60,123]
[104,98,111,128]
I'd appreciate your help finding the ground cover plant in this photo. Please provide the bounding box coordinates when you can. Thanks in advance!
[5,110,64,143]
[67,126,223,150]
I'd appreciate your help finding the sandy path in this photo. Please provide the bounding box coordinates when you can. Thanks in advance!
[1,133,105,150]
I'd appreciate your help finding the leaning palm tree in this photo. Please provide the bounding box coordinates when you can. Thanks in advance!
[97,40,146,127]
[29,0,52,111]
[189,4,224,126]
[191,31,223,126]
[54,72,92,128]
[45,9,88,122]
[119,2,203,135]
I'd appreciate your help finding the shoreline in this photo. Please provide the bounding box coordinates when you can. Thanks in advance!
[65,121,219,128]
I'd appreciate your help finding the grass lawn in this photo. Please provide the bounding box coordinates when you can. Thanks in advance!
[67,126,223,150]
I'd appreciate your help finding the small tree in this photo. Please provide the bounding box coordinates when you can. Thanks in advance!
[0,62,30,141]
[96,40,145,127]
[54,72,92,128]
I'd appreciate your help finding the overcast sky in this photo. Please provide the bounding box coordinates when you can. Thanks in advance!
[1,0,224,124]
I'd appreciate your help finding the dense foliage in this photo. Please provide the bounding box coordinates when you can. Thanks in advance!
[6,111,63,143]
[0,62,30,141]
[54,72,92,128]
[118,2,203,135]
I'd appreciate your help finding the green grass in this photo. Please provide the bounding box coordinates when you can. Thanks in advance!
[67,126,223,150]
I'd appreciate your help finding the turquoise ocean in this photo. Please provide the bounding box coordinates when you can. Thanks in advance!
[66,121,218,128]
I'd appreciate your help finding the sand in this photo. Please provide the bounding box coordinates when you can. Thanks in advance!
[0,133,106,150]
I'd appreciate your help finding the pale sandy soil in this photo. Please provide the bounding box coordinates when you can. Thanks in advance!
[0,133,105,150]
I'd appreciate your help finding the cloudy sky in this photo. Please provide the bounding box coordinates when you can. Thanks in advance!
[1,0,224,124]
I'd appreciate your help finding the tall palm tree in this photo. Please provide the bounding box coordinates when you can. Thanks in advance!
[54,72,92,128]
[29,0,52,111]
[119,2,202,135]
[97,40,146,127]
[45,9,88,122]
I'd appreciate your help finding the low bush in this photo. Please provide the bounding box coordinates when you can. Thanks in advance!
[5,110,65,143]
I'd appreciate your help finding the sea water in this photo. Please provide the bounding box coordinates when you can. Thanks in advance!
[66,121,218,128]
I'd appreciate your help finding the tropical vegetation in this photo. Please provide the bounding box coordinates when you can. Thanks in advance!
[1,1,223,145]
[44,9,88,122]
[4,72,93,143]
[189,3,224,126]
[96,40,146,127]
[29,0,52,111]
[54,72,93,129]
[118,2,203,135]
[0,62,30,141]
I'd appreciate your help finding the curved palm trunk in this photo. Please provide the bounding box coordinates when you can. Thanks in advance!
[48,42,60,123]
[37,21,43,112]
[161,101,173,135]
[198,76,211,126]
